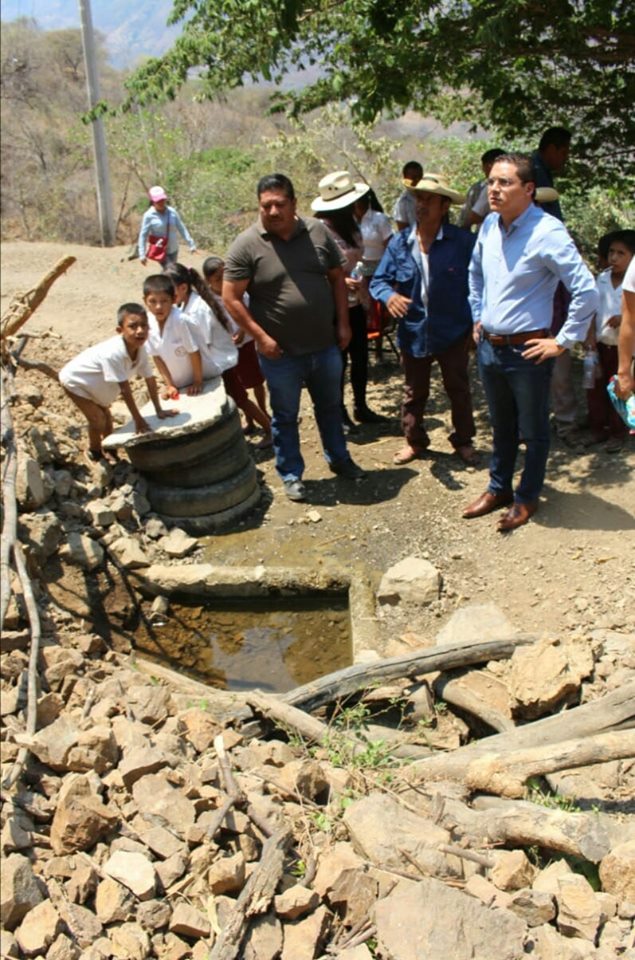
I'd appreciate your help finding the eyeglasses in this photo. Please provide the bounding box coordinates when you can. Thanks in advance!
[487,177,521,188]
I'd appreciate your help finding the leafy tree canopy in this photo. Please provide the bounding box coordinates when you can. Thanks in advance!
[124,0,635,181]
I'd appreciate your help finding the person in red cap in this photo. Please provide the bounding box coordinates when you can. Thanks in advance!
[138,185,197,269]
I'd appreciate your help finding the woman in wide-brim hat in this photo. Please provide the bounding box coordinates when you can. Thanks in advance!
[311,171,385,428]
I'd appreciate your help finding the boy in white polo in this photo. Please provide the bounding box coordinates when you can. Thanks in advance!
[59,303,177,461]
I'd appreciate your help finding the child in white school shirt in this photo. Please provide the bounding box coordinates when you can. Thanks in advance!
[58,303,177,461]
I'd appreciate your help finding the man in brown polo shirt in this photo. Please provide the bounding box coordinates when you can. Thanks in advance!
[222,173,364,502]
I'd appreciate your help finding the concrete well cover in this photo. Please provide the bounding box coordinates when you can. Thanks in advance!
[102,378,229,451]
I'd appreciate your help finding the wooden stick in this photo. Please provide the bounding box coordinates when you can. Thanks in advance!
[0,256,76,349]
[13,355,60,383]
[0,367,18,631]
[204,794,236,842]
[209,827,292,960]
[214,733,241,800]
[465,730,635,799]
[2,543,42,789]
[283,636,533,713]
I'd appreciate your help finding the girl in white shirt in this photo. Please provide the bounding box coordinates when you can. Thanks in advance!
[166,263,272,445]
[585,230,635,450]
[164,262,238,392]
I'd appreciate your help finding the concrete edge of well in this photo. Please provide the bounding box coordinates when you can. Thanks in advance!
[129,562,380,661]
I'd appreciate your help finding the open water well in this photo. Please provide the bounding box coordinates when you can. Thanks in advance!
[129,564,379,694]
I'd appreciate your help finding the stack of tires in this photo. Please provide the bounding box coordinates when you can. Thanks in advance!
[127,401,260,534]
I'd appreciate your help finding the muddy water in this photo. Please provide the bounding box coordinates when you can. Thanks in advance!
[135,597,351,693]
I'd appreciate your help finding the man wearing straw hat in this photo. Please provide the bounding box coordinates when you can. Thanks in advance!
[222,173,364,503]
[370,172,478,466]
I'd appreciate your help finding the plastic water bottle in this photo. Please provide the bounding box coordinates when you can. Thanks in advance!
[582,350,598,389]
[350,261,364,281]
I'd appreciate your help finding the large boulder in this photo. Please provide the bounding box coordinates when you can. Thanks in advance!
[374,877,527,960]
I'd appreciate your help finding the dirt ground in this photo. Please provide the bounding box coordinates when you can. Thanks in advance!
[2,240,635,645]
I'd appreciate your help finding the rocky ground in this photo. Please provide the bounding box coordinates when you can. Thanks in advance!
[1,242,635,959]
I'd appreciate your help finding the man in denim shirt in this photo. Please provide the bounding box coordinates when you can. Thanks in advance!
[464,153,598,531]
[370,173,477,466]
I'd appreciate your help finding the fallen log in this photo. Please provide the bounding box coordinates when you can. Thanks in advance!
[465,730,635,799]
[283,636,533,713]
[437,794,614,863]
[409,682,635,782]
[209,827,292,960]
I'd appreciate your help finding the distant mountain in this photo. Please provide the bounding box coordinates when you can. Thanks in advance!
[1,0,182,67]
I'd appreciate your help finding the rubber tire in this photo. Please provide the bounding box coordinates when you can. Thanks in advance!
[160,485,262,535]
[147,459,258,518]
[127,407,242,473]
[149,436,252,488]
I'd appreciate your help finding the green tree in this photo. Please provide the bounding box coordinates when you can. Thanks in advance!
[124,0,635,181]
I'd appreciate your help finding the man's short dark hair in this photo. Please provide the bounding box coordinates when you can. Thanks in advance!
[491,153,536,185]
[481,148,505,166]
[257,174,295,200]
[402,161,423,179]
[117,302,146,325]
[538,127,572,151]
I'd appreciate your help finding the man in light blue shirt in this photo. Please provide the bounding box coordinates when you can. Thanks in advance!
[464,153,598,531]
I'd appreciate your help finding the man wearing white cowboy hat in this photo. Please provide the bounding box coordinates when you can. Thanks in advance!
[222,173,364,502]
[370,172,478,466]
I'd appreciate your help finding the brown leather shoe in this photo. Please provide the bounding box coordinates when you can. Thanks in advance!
[462,490,514,519]
[497,500,538,531]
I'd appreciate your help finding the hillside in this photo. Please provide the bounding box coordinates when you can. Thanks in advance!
[1,0,180,67]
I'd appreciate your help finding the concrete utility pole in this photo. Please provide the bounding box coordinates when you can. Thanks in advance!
[78,0,115,246]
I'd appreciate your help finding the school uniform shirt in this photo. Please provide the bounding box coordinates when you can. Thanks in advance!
[180,291,238,379]
[59,335,154,407]
[595,269,623,346]
[147,305,193,389]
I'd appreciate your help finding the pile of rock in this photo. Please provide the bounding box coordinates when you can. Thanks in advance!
[1,618,634,959]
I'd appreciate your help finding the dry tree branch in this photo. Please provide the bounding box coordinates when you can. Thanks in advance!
[2,542,42,789]
[0,256,76,354]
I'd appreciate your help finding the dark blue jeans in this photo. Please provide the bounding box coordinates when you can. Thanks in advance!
[259,344,349,482]
[478,338,554,504]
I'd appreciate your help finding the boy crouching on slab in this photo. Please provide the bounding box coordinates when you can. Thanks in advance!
[58,302,178,462]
